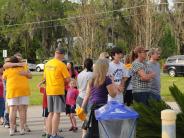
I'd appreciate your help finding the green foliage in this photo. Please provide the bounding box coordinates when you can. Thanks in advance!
[134,84,184,138]
[169,84,184,113]
[159,25,177,58]
[169,84,184,138]
[133,100,170,138]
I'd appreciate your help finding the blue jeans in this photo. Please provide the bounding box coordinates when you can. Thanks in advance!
[133,92,160,106]
[0,99,5,117]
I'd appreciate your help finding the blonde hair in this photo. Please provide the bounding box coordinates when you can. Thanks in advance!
[92,59,109,87]
[99,52,109,59]
[69,78,77,86]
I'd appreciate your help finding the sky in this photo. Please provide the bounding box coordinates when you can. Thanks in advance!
[69,0,175,9]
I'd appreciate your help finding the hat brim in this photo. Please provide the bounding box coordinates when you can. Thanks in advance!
[56,51,64,54]
[145,50,149,52]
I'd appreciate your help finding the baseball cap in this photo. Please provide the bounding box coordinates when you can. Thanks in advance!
[55,47,65,54]
[134,46,149,54]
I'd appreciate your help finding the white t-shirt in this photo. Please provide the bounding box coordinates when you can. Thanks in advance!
[77,69,93,99]
[107,61,128,103]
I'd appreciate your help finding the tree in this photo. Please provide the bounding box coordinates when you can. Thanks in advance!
[168,0,184,54]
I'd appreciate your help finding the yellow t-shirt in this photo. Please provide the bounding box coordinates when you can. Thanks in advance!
[3,66,30,99]
[44,58,70,95]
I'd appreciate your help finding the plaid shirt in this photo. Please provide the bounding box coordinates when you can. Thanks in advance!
[131,59,150,93]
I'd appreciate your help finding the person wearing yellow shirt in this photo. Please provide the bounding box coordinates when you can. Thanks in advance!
[3,52,32,133]
[44,47,70,138]
[3,56,32,136]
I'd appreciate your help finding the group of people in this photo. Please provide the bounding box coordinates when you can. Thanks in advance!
[0,45,161,138]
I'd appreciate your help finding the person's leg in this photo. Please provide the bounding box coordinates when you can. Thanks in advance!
[18,105,26,134]
[9,105,17,135]
[44,117,47,132]
[0,100,5,125]
[68,114,74,131]
[24,104,31,132]
[71,105,77,130]
[47,96,54,137]
[149,92,161,101]
[47,112,53,135]
[4,102,10,128]
[133,92,149,105]
[71,113,77,131]
[126,90,133,106]
[51,112,60,136]
[66,104,73,131]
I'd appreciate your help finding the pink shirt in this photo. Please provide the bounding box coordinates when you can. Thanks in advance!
[66,87,79,106]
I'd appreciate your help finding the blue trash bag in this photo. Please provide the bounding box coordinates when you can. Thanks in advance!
[95,101,139,138]
[95,101,138,120]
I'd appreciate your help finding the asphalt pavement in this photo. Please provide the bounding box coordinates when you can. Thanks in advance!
[0,102,179,138]
[0,106,82,138]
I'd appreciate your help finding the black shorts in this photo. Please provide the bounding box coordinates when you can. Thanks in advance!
[42,108,49,117]
[65,104,76,114]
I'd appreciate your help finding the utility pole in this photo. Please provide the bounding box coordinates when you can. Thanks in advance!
[112,0,115,45]
[145,0,150,49]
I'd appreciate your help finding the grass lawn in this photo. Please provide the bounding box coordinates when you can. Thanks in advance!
[161,74,184,101]
[29,74,184,105]
[29,74,43,105]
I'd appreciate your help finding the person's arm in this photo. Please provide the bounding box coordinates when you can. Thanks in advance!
[19,70,32,79]
[137,69,155,81]
[37,79,46,89]
[3,62,25,69]
[64,77,70,84]
[81,81,91,109]
[106,83,117,98]
[117,78,127,93]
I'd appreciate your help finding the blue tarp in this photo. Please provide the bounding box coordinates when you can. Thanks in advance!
[95,101,139,121]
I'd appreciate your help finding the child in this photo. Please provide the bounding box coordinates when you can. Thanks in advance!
[37,79,48,136]
[0,64,5,125]
[66,79,79,132]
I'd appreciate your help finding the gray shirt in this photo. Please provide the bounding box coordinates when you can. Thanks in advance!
[148,61,160,94]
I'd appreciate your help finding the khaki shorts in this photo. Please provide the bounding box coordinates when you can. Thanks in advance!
[7,96,29,106]
[47,95,65,113]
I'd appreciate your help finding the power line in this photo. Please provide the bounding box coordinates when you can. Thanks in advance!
[0,13,144,33]
[0,2,183,29]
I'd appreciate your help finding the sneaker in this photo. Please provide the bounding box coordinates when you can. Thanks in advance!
[68,126,73,131]
[4,124,10,128]
[9,129,15,136]
[59,128,63,132]
[20,129,25,135]
[24,124,31,132]
[15,126,18,132]
[42,132,47,136]
[50,135,64,138]
[44,134,51,138]
[72,127,78,132]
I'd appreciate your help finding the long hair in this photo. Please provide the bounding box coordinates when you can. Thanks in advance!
[124,54,131,64]
[131,50,137,62]
[92,59,109,87]
[99,52,109,59]
[68,62,75,78]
